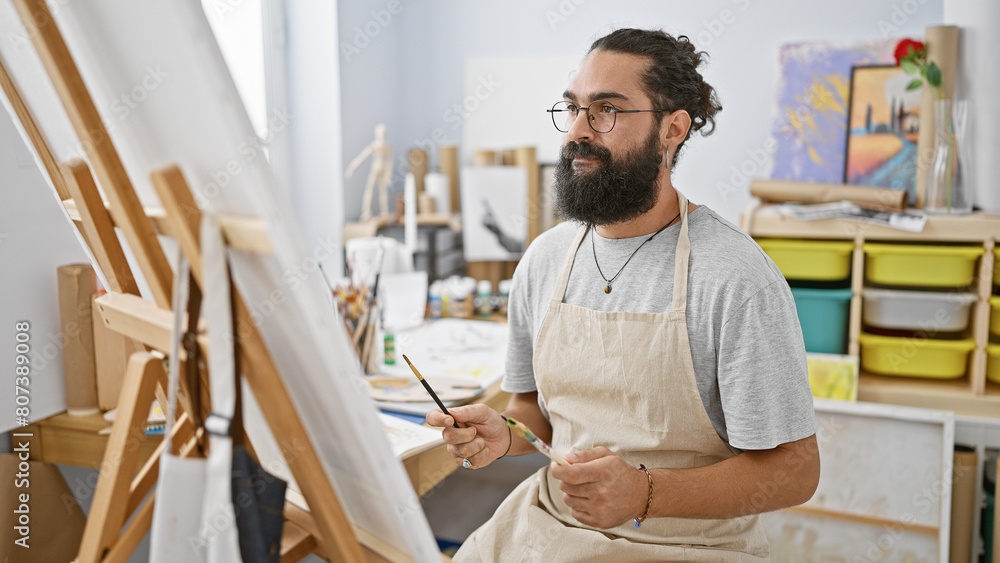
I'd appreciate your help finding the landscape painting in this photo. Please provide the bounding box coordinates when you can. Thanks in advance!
[843,65,920,199]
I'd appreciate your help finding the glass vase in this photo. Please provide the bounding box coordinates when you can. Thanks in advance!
[924,99,973,214]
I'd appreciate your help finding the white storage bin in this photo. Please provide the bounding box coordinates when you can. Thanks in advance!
[862,288,977,332]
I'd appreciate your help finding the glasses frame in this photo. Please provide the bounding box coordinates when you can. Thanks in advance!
[547,100,670,133]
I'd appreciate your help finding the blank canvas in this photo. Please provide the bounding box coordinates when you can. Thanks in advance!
[0,1,439,559]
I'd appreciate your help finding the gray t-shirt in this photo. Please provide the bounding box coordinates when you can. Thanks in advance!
[502,205,816,452]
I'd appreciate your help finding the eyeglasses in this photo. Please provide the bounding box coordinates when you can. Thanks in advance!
[547,100,669,133]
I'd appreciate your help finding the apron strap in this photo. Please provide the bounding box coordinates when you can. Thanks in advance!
[551,225,589,304]
[671,191,691,312]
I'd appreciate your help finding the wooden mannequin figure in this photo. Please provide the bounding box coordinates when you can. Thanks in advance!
[346,123,394,222]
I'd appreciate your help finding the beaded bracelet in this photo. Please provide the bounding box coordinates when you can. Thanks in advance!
[633,464,653,528]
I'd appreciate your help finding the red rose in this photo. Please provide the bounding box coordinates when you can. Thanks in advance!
[894,38,925,65]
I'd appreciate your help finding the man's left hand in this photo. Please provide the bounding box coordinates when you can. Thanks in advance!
[549,446,648,529]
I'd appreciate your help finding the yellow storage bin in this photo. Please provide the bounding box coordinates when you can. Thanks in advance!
[756,239,854,281]
[988,343,1000,384]
[863,243,982,288]
[994,247,1000,286]
[858,332,975,379]
[992,296,1000,339]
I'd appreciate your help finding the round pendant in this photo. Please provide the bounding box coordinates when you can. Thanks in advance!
[604,285,611,294]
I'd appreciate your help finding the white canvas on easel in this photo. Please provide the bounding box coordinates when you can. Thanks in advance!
[0,1,440,560]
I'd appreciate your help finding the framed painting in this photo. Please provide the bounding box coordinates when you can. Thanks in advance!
[843,64,921,199]
[459,165,528,261]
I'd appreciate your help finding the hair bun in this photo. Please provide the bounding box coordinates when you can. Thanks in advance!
[589,28,723,168]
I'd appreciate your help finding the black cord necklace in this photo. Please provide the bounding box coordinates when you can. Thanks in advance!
[591,211,681,294]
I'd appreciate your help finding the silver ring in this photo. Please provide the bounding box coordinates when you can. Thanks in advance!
[462,457,472,469]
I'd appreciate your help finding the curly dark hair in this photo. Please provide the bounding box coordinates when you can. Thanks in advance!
[589,28,723,167]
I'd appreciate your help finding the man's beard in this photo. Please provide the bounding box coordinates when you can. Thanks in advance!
[553,127,664,226]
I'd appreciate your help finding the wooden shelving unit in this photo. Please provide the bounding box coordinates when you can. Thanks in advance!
[743,205,1000,418]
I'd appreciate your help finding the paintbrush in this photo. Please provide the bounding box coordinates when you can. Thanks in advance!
[402,354,459,428]
[504,416,570,466]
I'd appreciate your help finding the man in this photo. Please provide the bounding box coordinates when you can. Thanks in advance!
[427,28,819,561]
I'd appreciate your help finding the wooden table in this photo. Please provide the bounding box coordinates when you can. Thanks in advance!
[17,382,510,496]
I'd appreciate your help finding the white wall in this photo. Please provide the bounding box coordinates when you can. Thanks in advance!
[285,0,347,277]
[338,0,407,225]
[0,101,90,431]
[338,0,944,224]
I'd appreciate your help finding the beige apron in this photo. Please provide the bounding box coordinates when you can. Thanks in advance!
[455,192,769,562]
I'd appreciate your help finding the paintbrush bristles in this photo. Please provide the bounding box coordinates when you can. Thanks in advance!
[401,354,425,381]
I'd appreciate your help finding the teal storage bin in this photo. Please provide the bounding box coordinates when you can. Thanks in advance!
[790,287,853,354]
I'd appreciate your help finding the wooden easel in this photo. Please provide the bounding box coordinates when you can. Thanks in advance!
[2,1,433,561]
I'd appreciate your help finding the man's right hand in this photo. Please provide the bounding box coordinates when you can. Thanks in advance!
[426,404,511,470]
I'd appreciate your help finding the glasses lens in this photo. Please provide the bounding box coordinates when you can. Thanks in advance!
[587,101,616,133]
[551,101,575,133]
